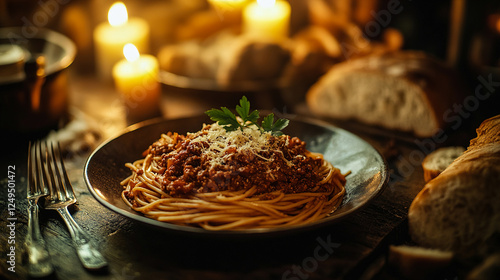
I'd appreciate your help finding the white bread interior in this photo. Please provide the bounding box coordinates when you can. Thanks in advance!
[421,146,465,182]
[306,51,463,137]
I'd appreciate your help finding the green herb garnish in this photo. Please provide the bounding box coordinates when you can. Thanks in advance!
[205,96,289,136]
[261,113,289,136]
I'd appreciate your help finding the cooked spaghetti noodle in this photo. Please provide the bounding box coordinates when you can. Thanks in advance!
[121,123,347,230]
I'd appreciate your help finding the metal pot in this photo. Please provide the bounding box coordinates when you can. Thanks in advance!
[0,27,76,135]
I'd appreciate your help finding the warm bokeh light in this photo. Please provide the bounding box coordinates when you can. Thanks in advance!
[207,0,248,11]
[123,43,140,62]
[257,0,275,8]
[487,14,500,34]
[108,2,128,26]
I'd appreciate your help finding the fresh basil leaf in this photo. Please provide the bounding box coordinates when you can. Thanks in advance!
[262,113,289,135]
[272,118,289,132]
[261,114,275,131]
[206,108,240,131]
[235,96,250,120]
[247,109,260,123]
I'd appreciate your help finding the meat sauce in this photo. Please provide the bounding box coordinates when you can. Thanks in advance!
[146,128,325,197]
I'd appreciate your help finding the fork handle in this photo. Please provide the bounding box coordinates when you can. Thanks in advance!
[26,202,54,277]
[57,207,108,270]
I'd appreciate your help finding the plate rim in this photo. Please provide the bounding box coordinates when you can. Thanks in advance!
[159,69,288,92]
[84,115,389,237]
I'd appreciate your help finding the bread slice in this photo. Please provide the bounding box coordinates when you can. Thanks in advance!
[388,245,453,280]
[421,146,465,182]
[408,143,500,257]
[306,51,464,137]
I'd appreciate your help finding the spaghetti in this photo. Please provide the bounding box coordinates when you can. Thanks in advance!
[121,122,347,230]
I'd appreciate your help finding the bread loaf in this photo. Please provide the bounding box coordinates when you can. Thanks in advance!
[306,51,464,137]
[281,26,341,86]
[158,30,238,80]
[421,146,465,182]
[408,115,500,258]
[388,245,453,280]
[216,36,291,87]
[158,30,291,87]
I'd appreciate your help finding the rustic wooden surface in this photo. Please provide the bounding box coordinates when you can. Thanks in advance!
[0,75,478,280]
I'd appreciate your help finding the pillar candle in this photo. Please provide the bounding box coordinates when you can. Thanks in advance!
[112,44,160,123]
[243,0,291,40]
[94,2,149,80]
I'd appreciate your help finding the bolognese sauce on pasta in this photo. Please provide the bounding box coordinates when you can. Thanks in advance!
[121,98,347,230]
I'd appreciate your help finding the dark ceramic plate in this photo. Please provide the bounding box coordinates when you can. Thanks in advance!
[84,115,388,236]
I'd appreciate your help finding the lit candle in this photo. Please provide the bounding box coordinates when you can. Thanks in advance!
[243,0,291,40]
[112,43,161,122]
[94,2,149,80]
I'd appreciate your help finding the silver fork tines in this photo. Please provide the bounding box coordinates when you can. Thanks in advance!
[26,141,54,277]
[43,142,108,270]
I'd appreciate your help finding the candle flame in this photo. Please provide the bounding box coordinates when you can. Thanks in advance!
[123,43,140,62]
[108,2,128,26]
[257,0,275,8]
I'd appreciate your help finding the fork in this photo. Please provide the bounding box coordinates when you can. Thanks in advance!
[26,141,54,277]
[42,141,108,270]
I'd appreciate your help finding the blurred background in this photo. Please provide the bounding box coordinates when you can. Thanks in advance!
[1,0,499,145]
[1,0,499,73]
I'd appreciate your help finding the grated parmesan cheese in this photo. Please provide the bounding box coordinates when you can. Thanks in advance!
[189,123,277,167]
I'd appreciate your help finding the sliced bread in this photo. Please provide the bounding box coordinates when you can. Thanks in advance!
[421,146,465,182]
[306,51,464,137]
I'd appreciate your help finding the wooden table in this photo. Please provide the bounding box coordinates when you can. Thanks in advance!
[0,74,478,280]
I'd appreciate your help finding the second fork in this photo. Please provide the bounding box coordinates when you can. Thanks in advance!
[42,142,108,270]
[26,141,54,277]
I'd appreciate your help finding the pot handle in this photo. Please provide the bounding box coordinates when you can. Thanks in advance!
[24,55,46,112]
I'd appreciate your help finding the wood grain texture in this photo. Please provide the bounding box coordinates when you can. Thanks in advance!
[0,77,475,279]
[0,127,432,280]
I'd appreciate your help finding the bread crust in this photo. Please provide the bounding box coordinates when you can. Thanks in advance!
[306,51,465,137]
[408,116,500,258]
[468,115,500,150]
